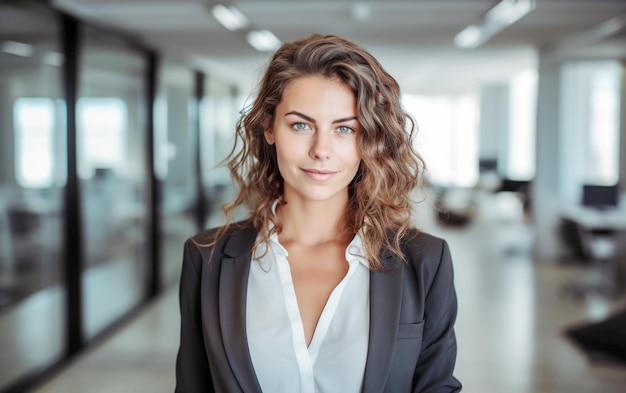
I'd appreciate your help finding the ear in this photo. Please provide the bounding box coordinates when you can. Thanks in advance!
[263,128,274,145]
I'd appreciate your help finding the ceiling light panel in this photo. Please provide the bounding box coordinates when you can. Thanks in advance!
[454,0,536,49]
[212,3,249,31]
[246,29,281,52]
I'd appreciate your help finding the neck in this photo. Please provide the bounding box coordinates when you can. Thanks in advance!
[277,198,351,246]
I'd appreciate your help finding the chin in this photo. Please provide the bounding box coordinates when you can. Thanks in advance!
[297,190,348,203]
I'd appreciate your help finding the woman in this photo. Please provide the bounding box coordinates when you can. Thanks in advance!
[176,34,461,393]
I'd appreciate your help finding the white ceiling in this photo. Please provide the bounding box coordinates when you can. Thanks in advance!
[51,0,626,94]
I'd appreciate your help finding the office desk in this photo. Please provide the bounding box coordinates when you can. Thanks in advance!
[561,205,626,232]
[560,205,626,297]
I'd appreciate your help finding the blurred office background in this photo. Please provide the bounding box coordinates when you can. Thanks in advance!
[1,0,626,392]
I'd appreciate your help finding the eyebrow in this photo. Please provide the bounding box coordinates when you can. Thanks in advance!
[285,111,357,124]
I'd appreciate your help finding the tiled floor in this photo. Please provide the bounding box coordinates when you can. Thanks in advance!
[31,193,626,393]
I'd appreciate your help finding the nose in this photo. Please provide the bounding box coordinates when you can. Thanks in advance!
[310,131,331,160]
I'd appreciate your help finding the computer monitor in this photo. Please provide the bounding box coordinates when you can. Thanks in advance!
[581,184,619,209]
[478,158,498,173]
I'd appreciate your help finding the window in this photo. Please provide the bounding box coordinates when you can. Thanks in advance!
[77,97,127,179]
[403,94,479,187]
[508,68,537,180]
[13,98,56,188]
[587,63,620,185]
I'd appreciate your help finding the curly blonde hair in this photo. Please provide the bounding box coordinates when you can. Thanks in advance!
[217,33,424,270]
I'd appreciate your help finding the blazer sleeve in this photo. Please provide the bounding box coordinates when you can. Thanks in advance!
[412,239,462,392]
[175,238,215,393]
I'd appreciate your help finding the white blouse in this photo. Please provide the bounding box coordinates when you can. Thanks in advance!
[246,231,370,393]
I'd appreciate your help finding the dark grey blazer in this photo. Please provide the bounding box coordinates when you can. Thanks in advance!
[175,220,461,393]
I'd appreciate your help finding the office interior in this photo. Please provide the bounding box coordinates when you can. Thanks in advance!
[1,0,626,392]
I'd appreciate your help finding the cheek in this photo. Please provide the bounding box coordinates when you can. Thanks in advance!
[343,143,362,169]
[274,149,287,175]
[276,134,309,159]
[273,141,300,175]
[341,150,362,184]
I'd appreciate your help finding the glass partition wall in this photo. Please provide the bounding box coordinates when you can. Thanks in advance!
[77,26,149,340]
[201,77,240,229]
[156,62,198,286]
[0,4,66,390]
[0,3,239,392]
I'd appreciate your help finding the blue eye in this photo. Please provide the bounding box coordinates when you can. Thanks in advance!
[338,125,354,134]
[292,122,309,130]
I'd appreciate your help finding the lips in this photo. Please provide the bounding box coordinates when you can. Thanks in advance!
[301,168,337,182]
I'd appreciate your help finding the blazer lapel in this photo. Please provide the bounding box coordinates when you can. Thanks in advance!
[217,222,263,393]
[362,251,404,393]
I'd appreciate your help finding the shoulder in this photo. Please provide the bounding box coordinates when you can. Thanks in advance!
[401,229,449,260]
[189,219,253,242]
[184,219,257,262]
[400,229,453,281]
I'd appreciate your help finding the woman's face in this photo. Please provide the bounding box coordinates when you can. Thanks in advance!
[265,75,361,206]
